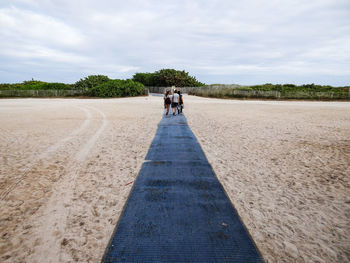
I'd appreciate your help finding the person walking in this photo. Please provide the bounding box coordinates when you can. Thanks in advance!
[164,90,171,115]
[171,88,179,115]
[163,89,169,109]
[177,90,183,114]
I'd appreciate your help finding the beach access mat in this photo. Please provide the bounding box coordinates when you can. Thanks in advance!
[103,113,263,263]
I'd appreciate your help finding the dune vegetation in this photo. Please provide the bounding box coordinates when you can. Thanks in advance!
[1,70,349,100]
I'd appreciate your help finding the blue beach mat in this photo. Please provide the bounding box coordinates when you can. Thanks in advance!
[102,113,263,262]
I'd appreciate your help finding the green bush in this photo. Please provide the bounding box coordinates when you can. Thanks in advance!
[0,83,14,90]
[31,82,71,90]
[153,69,205,87]
[74,75,110,91]
[0,81,72,90]
[240,83,348,94]
[132,73,155,86]
[132,69,204,87]
[88,79,144,97]
[189,83,350,100]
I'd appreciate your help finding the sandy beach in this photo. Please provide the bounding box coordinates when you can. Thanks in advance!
[185,96,350,262]
[0,97,162,262]
[0,95,349,262]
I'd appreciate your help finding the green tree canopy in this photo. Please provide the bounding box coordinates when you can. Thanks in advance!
[88,79,144,97]
[74,75,110,91]
[132,69,204,87]
[132,73,155,86]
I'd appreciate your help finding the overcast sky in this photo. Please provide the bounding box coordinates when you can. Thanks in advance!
[1,0,349,86]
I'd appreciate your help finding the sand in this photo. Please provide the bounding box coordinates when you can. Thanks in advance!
[0,97,162,262]
[0,95,349,262]
[185,96,350,262]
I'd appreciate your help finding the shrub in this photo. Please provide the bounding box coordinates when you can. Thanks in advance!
[189,83,349,100]
[74,75,110,91]
[0,81,71,90]
[132,69,205,87]
[132,73,155,86]
[30,82,71,90]
[0,83,15,90]
[88,79,144,97]
[238,83,348,94]
[153,69,204,87]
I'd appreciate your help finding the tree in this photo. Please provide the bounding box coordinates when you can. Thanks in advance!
[88,79,144,97]
[132,69,204,87]
[74,75,110,91]
[132,73,154,86]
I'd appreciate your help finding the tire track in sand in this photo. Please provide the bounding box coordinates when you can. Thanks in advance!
[38,107,93,159]
[0,106,92,200]
[29,106,108,263]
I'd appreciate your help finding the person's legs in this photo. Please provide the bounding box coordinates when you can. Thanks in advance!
[171,103,175,115]
[166,104,170,115]
[172,103,178,115]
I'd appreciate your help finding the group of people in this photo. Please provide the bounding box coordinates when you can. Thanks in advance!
[163,87,184,116]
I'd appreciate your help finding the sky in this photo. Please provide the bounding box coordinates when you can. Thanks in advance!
[0,0,349,86]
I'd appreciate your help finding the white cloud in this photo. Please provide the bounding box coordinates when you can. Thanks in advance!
[0,0,349,85]
[0,6,84,47]
[0,43,89,64]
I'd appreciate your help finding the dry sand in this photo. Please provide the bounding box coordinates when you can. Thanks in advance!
[0,95,349,262]
[0,97,162,262]
[185,96,350,262]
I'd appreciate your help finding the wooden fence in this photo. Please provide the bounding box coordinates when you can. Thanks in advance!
[0,89,84,97]
[147,86,350,100]
[0,88,149,98]
[1,87,348,100]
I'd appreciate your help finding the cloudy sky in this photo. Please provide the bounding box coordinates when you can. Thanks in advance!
[0,0,349,85]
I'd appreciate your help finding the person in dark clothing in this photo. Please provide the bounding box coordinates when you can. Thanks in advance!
[177,90,184,114]
[164,90,171,115]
